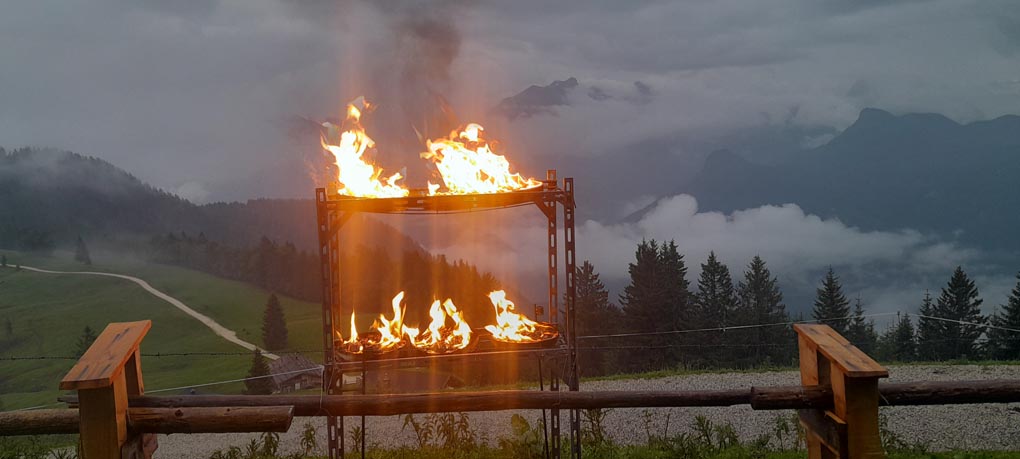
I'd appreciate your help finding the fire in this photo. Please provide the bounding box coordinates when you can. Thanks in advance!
[322,98,409,198]
[405,298,473,354]
[422,123,542,195]
[338,291,409,354]
[484,290,558,343]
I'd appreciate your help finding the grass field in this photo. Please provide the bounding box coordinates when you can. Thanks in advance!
[0,249,323,410]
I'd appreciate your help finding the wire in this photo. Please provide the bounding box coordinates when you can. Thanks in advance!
[908,313,1020,334]
[576,312,900,340]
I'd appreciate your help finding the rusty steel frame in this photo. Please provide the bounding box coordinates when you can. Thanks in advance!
[315,172,580,459]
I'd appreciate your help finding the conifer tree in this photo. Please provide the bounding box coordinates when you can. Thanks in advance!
[921,267,986,360]
[658,240,691,365]
[619,240,691,370]
[573,260,621,375]
[262,293,288,351]
[692,252,737,364]
[245,348,274,395]
[74,235,92,265]
[986,272,1020,360]
[879,314,916,362]
[812,268,851,335]
[916,291,941,360]
[74,326,98,357]
[735,255,791,366]
[846,296,878,355]
[1,254,6,267]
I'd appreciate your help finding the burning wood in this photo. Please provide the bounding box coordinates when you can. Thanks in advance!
[483,290,559,344]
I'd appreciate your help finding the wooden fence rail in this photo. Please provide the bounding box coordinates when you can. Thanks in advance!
[2,321,1019,459]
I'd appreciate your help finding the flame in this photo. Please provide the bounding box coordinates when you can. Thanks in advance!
[338,292,409,354]
[407,298,473,354]
[422,123,542,195]
[322,99,409,198]
[484,290,557,343]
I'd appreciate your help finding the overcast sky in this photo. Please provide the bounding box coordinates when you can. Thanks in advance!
[2,0,1018,203]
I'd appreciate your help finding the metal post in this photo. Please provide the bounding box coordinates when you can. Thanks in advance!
[546,170,558,324]
[563,177,581,459]
[315,189,343,459]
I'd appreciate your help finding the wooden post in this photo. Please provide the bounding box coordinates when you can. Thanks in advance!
[794,324,888,459]
[60,321,156,459]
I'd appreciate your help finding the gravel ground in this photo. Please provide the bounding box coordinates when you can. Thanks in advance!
[154,364,1020,458]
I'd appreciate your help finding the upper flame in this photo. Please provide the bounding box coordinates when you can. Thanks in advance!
[422,123,542,195]
[322,100,409,198]
[483,290,556,343]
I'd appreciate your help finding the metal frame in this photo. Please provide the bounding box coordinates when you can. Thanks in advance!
[315,170,580,459]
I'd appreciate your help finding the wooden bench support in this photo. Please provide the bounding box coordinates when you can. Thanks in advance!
[795,324,888,459]
[60,321,155,459]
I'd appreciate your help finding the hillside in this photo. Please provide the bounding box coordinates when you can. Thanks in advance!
[672,109,1020,253]
[0,251,277,410]
[0,147,422,253]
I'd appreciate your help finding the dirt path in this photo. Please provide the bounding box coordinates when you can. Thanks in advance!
[11,265,279,360]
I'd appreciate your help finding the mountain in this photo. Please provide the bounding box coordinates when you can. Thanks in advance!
[668,108,1020,252]
[0,147,421,254]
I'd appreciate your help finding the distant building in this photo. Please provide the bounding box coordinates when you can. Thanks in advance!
[268,355,322,393]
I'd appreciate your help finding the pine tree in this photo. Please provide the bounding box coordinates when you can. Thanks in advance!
[658,240,692,367]
[846,296,878,355]
[986,272,1020,360]
[922,267,986,360]
[916,291,941,360]
[74,235,92,265]
[74,326,98,357]
[812,268,851,335]
[692,252,737,365]
[262,293,288,351]
[245,348,274,395]
[735,256,791,366]
[572,260,621,376]
[879,314,916,362]
[1,254,6,267]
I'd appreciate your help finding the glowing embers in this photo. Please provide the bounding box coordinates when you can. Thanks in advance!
[422,124,542,195]
[483,290,559,345]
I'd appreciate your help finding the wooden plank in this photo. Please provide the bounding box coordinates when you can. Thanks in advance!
[0,409,80,435]
[831,371,886,458]
[794,324,888,378]
[798,409,848,457]
[78,371,129,459]
[61,321,151,390]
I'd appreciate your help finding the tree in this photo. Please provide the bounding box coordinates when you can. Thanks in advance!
[74,235,92,265]
[846,296,878,355]
[915,291,940,360]
[919,267,986,360]
[619,239,691,371]
[879,314,916,362]
[74,326,98,357]
[812,268,851,335]
[572,260,621,376]
[986,272,1020,360]
[735,255,791,366]
[245,348,274,395]
[1,254,6,266]
[262,293,288,351]
[691,252,738,365]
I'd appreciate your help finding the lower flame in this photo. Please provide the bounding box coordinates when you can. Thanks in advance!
[484,290,557,343]
[339,291,408,354]
[404,299,472,354]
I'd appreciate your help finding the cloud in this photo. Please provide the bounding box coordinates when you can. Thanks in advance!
[426,194,995,317]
